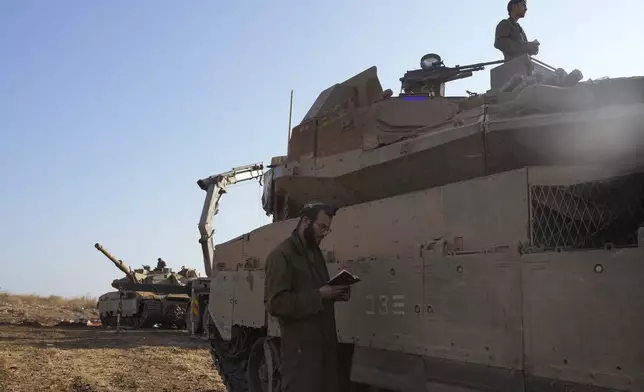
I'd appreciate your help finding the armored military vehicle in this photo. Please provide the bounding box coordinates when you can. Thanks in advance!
[95,243,198,329]
[190,53,644,391]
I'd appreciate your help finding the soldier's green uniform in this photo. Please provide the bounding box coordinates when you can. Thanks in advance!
[264,230,339,392]
[494,18,537,60]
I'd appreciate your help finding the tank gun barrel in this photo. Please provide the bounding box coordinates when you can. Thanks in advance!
[94,243,140,284]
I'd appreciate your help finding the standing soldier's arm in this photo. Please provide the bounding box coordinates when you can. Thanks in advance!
[265,250,324,320]
[494,20,532,57]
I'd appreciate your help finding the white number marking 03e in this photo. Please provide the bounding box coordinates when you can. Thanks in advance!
[365,294,405,316]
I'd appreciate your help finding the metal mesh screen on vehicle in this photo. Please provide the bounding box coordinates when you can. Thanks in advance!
[530,172,644,250]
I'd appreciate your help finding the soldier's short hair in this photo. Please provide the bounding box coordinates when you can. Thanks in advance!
[299,201,337,222]
[507,0,524,15]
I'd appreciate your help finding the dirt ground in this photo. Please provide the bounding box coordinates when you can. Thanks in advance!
[0,292,99,327]
[0,325,224,392]
[0,293,224,392]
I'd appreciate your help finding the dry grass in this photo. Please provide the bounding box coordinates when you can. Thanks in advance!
[0,291,223,391]
[0,291,97,311]
[0,325,224,392]
[0,291,98,327]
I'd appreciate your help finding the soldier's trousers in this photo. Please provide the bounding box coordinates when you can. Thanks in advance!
[279,339,339,392]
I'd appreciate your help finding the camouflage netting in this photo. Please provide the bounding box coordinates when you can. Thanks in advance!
[531,171,644,249]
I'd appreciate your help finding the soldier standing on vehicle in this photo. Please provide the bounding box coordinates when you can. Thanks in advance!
[154,258,166,271]
[494,0,540,60]
[264,201,350,392]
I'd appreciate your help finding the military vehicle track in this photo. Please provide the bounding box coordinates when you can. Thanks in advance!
[208,343,248,391]
[206,321,269,392]
[137,300,161,328]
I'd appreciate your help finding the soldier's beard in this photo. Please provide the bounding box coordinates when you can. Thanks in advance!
[303,224,320,248]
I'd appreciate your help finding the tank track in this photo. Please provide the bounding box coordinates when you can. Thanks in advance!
[207,323,265,392]
[208,339,249,391]
[137,300,163,328]
[163,302,188,329]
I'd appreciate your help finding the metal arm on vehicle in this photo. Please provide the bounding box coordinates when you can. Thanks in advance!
[196,163,264,277]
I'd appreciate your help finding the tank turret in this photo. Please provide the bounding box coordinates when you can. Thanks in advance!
[261,52,644,222]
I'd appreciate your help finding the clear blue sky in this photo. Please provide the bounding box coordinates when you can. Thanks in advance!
[1,0,641,297]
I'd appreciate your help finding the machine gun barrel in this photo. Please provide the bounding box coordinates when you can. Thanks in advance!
[400,58,507,94]
[428,59,507,82]
[453,59,507,72]
[94,243,140,283]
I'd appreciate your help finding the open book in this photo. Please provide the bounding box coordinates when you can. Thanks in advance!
[327,269,361,286]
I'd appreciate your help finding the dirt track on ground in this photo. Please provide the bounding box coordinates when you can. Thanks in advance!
[0,325,224,392]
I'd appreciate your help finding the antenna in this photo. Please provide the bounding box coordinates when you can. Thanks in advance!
[287,89,293,142]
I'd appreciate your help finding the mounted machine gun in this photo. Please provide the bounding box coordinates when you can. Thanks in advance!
[399,53,506,95]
